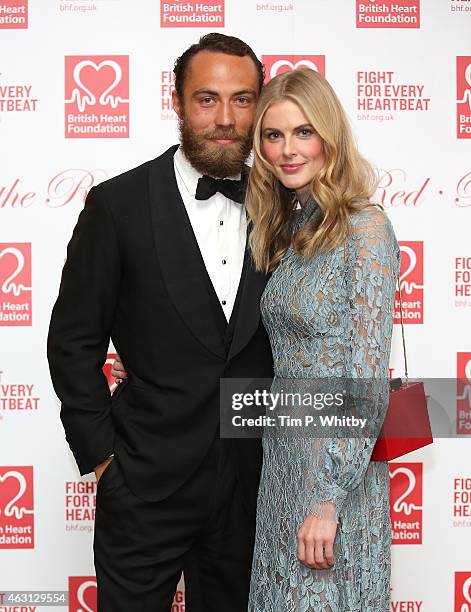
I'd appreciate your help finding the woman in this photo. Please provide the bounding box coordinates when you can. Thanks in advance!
[245,68,400,611]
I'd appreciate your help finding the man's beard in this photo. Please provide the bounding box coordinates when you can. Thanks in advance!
[179,115,253,178]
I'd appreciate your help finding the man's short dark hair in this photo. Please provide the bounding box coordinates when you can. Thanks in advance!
[173,33,265,100]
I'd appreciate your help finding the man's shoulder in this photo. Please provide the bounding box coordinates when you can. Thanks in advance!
[96,159,150,194]
[95,145,178,195]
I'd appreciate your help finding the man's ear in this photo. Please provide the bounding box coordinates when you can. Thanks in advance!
[172,90,182,118]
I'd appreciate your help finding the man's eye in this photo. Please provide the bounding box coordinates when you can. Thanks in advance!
[201,97,214,105]
[236,97,250,105]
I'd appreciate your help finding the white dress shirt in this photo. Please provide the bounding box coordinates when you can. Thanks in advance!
[173,147,247,322]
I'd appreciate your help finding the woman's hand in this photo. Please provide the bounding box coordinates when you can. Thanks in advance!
[297,503,337,570]
[111,354,128,383]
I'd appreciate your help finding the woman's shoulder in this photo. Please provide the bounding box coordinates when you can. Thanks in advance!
[347,202,400,266]
[349,202,395,237]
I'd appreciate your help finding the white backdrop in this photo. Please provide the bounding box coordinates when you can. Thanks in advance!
[1,1,470,610]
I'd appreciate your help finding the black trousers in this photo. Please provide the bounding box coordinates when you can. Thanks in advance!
[93,438,255,611]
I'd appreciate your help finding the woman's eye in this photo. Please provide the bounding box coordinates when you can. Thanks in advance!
[266,131,280,140]
[298,128,314,137]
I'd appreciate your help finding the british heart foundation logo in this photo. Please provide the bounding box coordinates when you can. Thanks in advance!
[455,572,471,612]
[68,576,185,611]
[457,57,471,139]
[64,56,129,139]
[262,56,325,84]
[0,243,32,326]
[389,462,423,544]
[356,0,420,28]
[69,577,97,612]
[103,353,118,394]
[0,466,34,549]
[160,0,224,27]
[457,352,471,435]
[0,0,28,29]
[394,241,423,324]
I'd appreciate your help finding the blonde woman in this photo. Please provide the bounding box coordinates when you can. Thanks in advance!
[246,68,400,611]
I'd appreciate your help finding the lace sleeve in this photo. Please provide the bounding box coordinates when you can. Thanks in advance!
[308,207,400,523]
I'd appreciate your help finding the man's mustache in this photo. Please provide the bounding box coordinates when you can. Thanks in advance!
[203,128,244,141]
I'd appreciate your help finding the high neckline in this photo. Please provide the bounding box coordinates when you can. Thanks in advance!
[295,186,312,208]
[297,195,319,219]
[291,196,320,235]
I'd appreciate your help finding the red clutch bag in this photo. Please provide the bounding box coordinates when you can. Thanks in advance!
[371,279,433,461]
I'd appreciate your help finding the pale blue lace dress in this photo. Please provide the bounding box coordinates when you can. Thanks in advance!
[248,201,400,612]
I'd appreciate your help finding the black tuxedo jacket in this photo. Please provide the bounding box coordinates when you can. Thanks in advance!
[47,145,273,509]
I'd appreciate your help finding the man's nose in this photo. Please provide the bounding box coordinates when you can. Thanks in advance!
[215,101,235,127]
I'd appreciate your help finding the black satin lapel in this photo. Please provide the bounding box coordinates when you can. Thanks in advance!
[148,146,227,360]
[227,248,269,361]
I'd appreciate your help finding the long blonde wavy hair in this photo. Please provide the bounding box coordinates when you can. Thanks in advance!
[246,68,377,273]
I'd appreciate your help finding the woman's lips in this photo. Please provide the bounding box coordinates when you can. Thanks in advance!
[280,163,305,174]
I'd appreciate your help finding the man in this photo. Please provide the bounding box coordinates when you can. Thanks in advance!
[47,34,273,611]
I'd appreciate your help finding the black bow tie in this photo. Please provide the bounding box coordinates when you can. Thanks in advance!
[195,174,246,204]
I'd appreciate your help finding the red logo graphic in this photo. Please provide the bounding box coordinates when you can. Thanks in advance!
[457,57,471,139]
[68,577,185,611]
[356,0,420,28]
[455,572,471,612]
[262,56,325,83]
[389,462,423,544]
[69,576,97,612]
[0,466,34,549]
[65,56,129,139]
[0,243,32,326]
[394,241,423,324]
[457,353,471,435]
[103,353,118,394]
[160,0,224,28]
[0,0,28,29]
